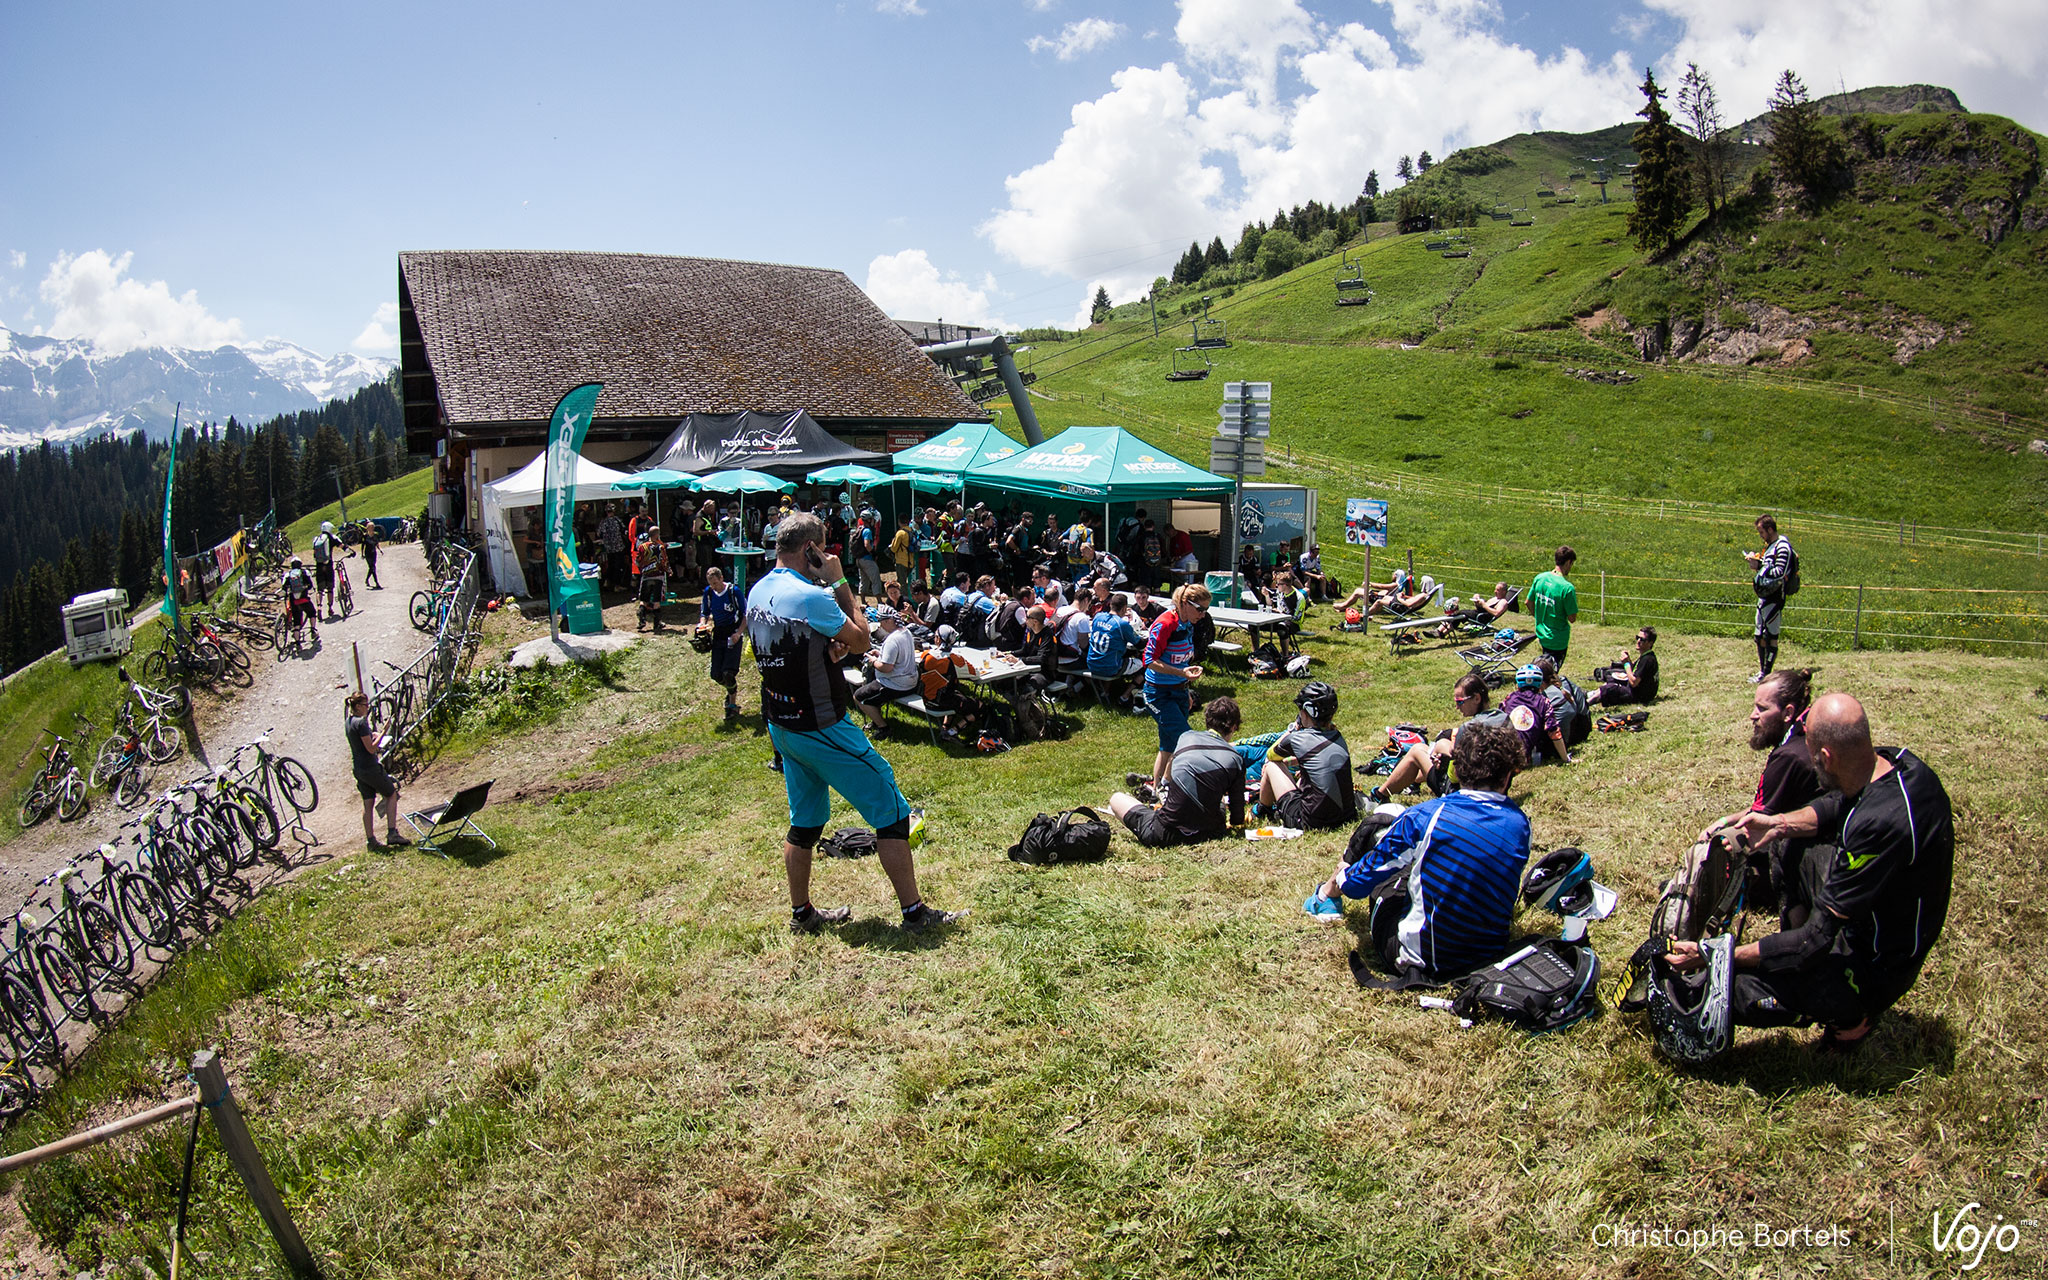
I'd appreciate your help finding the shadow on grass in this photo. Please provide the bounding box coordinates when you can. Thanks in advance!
[834,917,965,951]
[418,836,512,869]
[1707,1010,1960,1097]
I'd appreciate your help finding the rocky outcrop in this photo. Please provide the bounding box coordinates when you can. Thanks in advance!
[1618,301,1961,368]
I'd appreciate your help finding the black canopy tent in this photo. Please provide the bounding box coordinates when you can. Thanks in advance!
[634,410,888,477]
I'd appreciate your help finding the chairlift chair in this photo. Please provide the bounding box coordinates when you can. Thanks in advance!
[1166,347,1213,381]
[1334,249,1370,306]
[1190,317,1229,350]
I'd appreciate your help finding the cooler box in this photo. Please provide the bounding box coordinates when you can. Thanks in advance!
[557,581,605,635]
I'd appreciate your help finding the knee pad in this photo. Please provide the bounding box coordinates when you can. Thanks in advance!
[787,824,824,850]
[876,817,910,841]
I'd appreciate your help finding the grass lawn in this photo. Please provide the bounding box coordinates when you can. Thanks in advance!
[11,597,2047,1276]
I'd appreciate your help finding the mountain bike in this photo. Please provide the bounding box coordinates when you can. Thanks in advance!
[334,558,355,618]
[88,715,153,809]
[140,625,224,687]
[121,664,192,721]
[18,728,88,827]
[227,733,318,822]
[2,910,96,1030]
[28,864,133,987]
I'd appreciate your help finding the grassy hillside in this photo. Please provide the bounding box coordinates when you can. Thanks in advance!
[285,464,434,546]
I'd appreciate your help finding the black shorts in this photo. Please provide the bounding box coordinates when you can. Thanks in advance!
[315,562,335,589]
[855,680,920,710]
[1278,784,1350,830]
[1120,803,1214,849]
[354,766,395,800]
[639,576,667,608]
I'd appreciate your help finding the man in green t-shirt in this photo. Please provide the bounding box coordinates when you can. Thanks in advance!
[1525,545,1579,663]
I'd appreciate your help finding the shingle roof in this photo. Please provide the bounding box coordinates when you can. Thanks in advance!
[398,250,984,427]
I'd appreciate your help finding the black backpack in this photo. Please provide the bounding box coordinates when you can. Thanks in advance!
[819,828,877,859]
[1451,939,1602,1032]
[1007,806,1112,865]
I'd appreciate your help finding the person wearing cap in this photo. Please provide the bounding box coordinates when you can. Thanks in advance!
[1296,543,1330,601]
[853,607,922,732]
[1254,681,1357,829]
[312,519,339,617]
[1502,662,1572,765]
[1305,721,1531,981]
[746,512,963,934]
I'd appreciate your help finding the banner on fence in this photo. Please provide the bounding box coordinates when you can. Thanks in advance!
[1345,498,1387,548]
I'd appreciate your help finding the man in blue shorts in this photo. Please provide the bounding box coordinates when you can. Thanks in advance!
[746,512,964,935]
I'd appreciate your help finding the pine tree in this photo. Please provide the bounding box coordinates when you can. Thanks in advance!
[369,427,395,484]
[1628,68,1692,255]
[1363,169,1380,199]
[1090,286,1113,324]
[1417,151,1434,173]
[1396,155,1414,182]
[1676,62,1730,214]
[1766,69,1838,198]
[117,510,153,605]
[1204,237,1229,274]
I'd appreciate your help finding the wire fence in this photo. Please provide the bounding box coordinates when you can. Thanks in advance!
[1027,387,2048,655]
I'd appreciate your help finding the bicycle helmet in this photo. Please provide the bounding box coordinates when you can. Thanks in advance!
[1648,934,1735,1065]
[689,626,715,654]
[289,556,303,568]
[321,520,334,534]
[935,624,959,653]
[1521,847,1594,912]
[1514,662,1544,690]
[1295,680,1338,723]
[1344,608,1363,626]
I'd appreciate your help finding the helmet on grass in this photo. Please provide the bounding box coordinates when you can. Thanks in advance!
[1521,848,1594,913]
[1295,681,1338,723]
[1649,934,1735,1065]
[1514,662,1544,690]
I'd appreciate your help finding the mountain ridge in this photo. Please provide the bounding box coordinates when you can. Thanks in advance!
[0,327,393,450]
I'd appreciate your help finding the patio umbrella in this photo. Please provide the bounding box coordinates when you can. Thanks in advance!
[613,468,698,538]
[690,469,797,591]
[804,463,892,488]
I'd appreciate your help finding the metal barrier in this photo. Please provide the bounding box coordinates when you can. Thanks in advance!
[369,541,482,777]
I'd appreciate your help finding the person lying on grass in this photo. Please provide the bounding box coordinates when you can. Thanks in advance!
[1366,672,1508,805]
[1305,722,1530,983]
[1109,696,1246,848]
[1250,681,1357,830]
[1666,692,1953,1052]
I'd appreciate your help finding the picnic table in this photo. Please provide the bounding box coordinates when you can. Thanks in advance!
[1207,605,1299,659]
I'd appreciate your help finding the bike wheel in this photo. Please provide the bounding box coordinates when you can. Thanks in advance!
[273,612,293,658]
[93,733,125,789]
[116,873,177,950]
[224,784,281,853]
[114,764,149,809]
[410,591,435,631]
[338,580,355,616]
[146,720,184,765]
[0,1062,36,1120]
[140,648,170,684]
[272,755,319,813]
[33,943,95,1025]
[56,772,88,822]
[74,900,133,979]
[216,637,252,672]
[166,682,193,719]
[18,781,53,829]
[239,618,277,651]
[0,970,57,1067]
[191,639,226,680]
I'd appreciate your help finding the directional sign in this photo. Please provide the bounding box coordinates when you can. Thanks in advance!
[1223,381,1272,400]
[1209,439,1267,476]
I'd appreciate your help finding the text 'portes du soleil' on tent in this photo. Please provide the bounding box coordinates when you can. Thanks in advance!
[636,410,886,478]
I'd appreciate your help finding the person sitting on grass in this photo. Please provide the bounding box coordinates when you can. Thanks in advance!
[1587,626,1660,706]
[1366,672,1509,804]
[1109,696,1247,848]
[1502,663,1572,766]
[345,692,411,851]
[1303,723,1530,983]
[1253,681,1357,830]
[854,607,922,735]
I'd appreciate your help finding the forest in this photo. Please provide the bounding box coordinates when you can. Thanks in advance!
[0,376,416,676]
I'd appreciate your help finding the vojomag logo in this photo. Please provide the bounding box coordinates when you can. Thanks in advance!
[1932,1204,2032,1271]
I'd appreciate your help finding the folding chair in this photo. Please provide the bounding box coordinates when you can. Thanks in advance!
[1457,629,1536,688]
[402,780,497,858]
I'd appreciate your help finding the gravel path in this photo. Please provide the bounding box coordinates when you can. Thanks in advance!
[0,542,435,908]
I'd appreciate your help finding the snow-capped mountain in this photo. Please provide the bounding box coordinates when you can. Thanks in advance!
[0,327,395,450]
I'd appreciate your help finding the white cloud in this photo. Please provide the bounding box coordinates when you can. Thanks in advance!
[876,0,926,15]
[6,251,23,271]
[352,301,400,354]
[982,0,1640,306]
[863,249,1009,328]
[37,250,244,355]
[1028,18,1125,61]
[1646,0,2048,127]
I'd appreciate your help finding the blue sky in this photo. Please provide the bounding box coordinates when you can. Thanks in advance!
[3,0,2042,358]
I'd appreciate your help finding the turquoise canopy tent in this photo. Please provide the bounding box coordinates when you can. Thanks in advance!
[890,422,1024,481]
[964,426,1233,503]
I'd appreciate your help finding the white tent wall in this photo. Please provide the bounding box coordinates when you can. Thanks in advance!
[479,453,645,597]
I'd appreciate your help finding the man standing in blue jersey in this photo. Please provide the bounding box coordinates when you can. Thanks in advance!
[1305,722,1531,981]
[747,512,964,935]
[1525,545,1579,666]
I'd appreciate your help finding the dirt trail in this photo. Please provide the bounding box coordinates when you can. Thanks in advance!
[0,543,434,907]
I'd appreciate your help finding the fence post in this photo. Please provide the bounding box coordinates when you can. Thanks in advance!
[1853,585,1864,650]
[1600,572,1606,624]
[190,1049,322,1279]
[1897,518,1904,547]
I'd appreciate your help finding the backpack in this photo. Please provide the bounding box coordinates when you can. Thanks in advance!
[1551,677,1591,747]
[1784,546,1801,596]
[1451,939,1602,1032]
[1360,724,1427,777]
[819,828,877,859]
[1341,804,1404,865]
[1007,806,1112,865]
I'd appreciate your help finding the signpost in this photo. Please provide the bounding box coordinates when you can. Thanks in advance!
[1345,498,1388,603]
[1215,382,1271,571]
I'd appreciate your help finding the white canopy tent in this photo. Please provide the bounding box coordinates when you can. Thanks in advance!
[480,452,645,597]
